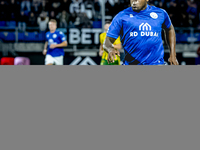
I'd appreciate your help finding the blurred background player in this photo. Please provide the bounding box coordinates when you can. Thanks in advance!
[99,21,121,65]
[104,0,179,65]
[43,19,68,65]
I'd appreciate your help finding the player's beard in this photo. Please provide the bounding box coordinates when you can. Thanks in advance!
[131,2,147,12]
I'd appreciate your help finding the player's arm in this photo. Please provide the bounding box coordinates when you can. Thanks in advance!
[103,13,122,63]
[162,9,178,65]
[103,36,120,63]
[43,41,48,55]
[113,43,122,50]
[99,44,104,56]
[163,24,179,65]
[50,41,68,49]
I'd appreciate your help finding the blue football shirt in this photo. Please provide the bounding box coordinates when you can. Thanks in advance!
[107,4,172,65]
[46,30,67,57]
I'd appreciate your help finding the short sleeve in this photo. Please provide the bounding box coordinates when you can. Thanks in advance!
[114,36,121,45]
[45,33,49,42]
[59,31,67,42]
[162,9,172,29]
[107,13,123,39]
[99,33,104,44]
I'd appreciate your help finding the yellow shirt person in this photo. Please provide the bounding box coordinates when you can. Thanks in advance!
[99,22,122,65]
[99,21,122,65]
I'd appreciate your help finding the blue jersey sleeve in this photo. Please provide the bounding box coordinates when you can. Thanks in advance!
[162,9,172,29]
[107,13,122,39]
[58,31,67,42]
[45,33,49,42]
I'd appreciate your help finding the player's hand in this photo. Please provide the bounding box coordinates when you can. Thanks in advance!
[99,50,103,56]
[168,55,179,65]
[50,44,57,49]
[115,50,120,57]
[43,49,47,55]
[107,49,118,64]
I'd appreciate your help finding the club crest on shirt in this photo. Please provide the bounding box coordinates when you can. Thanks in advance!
[48,39,53,43]
[53,34,57,38]
[150,12,158,19]
[130,14,133,18]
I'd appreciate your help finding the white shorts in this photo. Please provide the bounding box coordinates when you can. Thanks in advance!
[45,55,64,65]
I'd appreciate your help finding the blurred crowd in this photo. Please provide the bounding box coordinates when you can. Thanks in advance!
[0,0,102,31]
[149,0,200,28]
[0,0,200,32]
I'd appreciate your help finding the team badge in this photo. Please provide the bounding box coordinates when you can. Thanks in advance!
[48,39,53,43]
[130,14,133,18]
[53,34,57,38]
[150,12,158,19]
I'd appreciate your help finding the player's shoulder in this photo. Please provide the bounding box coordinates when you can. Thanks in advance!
[148,5,168,14]
[54,30,64,35]
[46,31,50,38]
[100,32,106,36]
[46,31,50,35]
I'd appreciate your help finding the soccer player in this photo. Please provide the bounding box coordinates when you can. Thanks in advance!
[43,19,68,65]
[103,0,179,65]
[99,21,122,65]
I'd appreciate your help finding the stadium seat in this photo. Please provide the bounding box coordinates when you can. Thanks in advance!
[0,32,5,41]
[8,21,16,27]
[0,57,15,65]
[4,32,15,42]
[179,33,189,43]
[14,57,30,65]
[34,32,39,41]
[176,33,181,43]
[0,21,6,27]
[37,32,46,41]
[92,21,102,28]
[18,32,25,42]
[25,32,36,42]
[197,34,200,42]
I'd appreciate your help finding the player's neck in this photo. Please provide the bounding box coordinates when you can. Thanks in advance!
[50,30,56,33]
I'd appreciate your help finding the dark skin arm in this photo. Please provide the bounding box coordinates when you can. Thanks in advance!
[103,36,120,64]
[163,24,179,65]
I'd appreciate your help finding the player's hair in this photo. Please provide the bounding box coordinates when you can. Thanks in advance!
[105,20,112,25]
[49,19,57,25]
